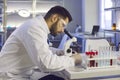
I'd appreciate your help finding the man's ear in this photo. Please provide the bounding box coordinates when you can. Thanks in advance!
[51,14,59,23]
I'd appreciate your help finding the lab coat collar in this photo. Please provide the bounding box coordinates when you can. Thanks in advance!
[37,15,50,35]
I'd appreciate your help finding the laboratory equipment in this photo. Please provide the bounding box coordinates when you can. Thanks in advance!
[85,46,117,69]
[112,23,116,30]
[64,29,77,56]
[75,24,82,33]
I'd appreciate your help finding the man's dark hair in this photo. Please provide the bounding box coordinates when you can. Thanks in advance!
[44,6,72,22]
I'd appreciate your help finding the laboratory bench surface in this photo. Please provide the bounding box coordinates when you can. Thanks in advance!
[65,65,120,80]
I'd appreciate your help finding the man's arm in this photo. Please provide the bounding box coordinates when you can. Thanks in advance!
[49,47,64,56]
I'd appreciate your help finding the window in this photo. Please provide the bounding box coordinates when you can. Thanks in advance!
[100,0,120,30]
[100,0,112,30]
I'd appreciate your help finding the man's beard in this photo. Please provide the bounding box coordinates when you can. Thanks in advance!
[50,22,58,37]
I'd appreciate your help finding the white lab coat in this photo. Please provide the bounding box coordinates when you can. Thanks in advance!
[0,16,75,80]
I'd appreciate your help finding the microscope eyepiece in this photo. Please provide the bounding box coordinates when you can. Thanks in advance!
[64,29,73,39]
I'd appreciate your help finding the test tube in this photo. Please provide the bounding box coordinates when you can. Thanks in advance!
[102,46,105,67]
[111,46,115,66]
[109,46,113,66]
[98,46,103,67]
[105,46,110,66]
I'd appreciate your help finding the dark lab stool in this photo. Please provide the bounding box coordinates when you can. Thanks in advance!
[39,75,65,80]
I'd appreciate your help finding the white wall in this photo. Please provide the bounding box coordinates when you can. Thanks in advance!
[64,0,99,33]
[82,0,99,32]
[64,0,82,33]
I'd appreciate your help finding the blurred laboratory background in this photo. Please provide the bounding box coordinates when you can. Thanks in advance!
[0,0,120,52]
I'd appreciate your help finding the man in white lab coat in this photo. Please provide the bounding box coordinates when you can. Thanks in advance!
[0,6,84,80]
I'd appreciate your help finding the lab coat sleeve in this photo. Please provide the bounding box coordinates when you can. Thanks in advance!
[49,47,64,56]
[18,26,75,72]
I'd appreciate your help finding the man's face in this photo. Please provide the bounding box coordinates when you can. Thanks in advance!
[50,18,69,37]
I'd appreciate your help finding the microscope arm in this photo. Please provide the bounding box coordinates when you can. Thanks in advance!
[64,29,77,56]
[64,37,77,56]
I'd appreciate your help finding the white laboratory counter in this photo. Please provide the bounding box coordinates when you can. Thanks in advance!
[65,66,120,80]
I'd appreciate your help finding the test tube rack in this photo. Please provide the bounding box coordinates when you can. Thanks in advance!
[85,47,118,70]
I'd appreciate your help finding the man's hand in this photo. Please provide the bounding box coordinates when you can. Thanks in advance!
[71,53,82,65]
[71,53,87,69]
